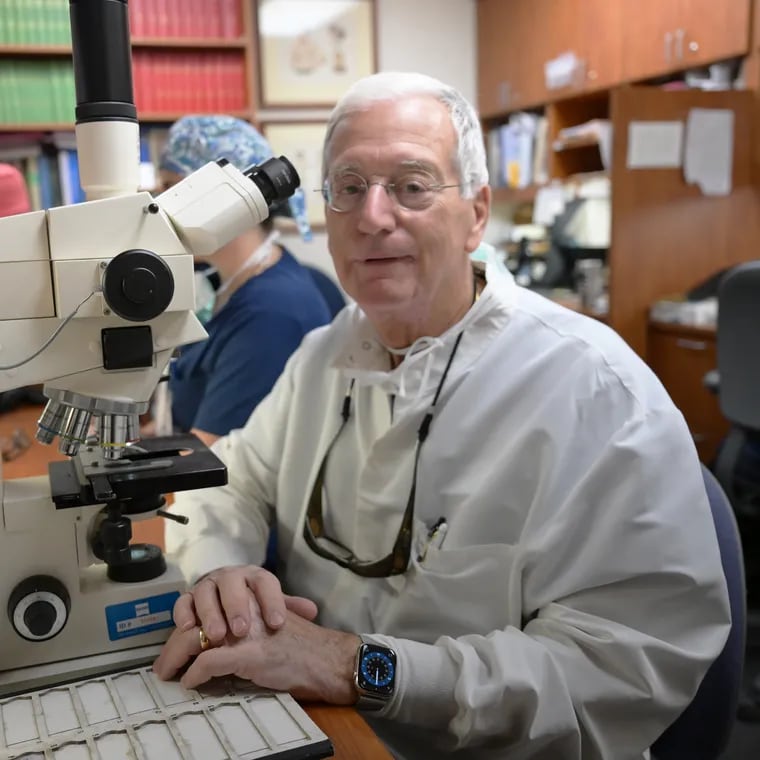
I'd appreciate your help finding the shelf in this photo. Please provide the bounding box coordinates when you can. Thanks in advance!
[131,37,248,49]
[0,45,71,56]
[139,110,253,123]
[0,123,74,132]
[552,133,601,152]
[0,38,248,56]
[491,184,542,204]
[491,170,610,205]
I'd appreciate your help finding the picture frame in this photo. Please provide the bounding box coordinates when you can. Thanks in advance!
[254,0,377,108]
[263,121,328,228]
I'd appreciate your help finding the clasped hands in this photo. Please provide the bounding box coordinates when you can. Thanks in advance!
[152,564,360,704]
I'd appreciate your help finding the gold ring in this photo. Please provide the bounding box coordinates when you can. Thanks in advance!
[199,627,211,652]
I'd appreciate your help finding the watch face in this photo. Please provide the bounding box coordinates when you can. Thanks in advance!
[358,644,396,695]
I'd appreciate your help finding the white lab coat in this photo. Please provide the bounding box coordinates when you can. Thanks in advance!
[167,262,730,760]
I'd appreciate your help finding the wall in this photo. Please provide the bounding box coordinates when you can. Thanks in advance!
[278,0,477,281]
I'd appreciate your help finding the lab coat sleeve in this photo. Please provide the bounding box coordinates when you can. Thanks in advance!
[165,350,299,584]
[368,407,731,758]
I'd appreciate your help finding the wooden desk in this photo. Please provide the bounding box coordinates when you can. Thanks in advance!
[0,403,392,760]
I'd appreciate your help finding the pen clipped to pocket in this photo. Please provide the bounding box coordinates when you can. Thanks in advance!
[417,516,448,563]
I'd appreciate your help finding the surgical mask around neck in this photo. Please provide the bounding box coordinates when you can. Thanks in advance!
[192,230,280,325]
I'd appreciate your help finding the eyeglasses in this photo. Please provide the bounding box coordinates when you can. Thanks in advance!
[303,332,464,577]
[320,171,462,213]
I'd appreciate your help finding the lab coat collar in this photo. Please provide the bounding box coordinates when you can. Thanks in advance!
[334,257,517,403]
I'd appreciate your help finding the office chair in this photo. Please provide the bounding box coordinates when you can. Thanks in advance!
[704,260,760,724]
[651,465,746,759]
[711,260,760,512]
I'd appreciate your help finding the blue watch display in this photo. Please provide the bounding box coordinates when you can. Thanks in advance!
[354,642,396,710]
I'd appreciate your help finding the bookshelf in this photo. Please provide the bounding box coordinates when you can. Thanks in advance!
[0,0,257,130]
[0,0,258,205]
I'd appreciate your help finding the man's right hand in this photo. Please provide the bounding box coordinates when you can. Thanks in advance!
[172,564,318,643]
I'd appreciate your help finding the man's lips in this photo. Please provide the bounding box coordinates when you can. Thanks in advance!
[357,254,414,264]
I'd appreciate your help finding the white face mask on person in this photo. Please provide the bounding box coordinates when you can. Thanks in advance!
[192,231,280,325]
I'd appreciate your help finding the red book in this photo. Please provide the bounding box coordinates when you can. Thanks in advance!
[219,0,242,39]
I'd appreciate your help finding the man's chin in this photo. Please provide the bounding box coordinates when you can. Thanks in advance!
[354,284,414,313]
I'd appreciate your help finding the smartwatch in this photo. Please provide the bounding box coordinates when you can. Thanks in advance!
[353,641,397,711]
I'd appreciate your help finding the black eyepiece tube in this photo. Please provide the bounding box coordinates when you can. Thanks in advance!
[69,0,137,123]
[243,157,301,206]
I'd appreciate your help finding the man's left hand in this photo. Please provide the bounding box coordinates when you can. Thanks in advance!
[153,600,361,705]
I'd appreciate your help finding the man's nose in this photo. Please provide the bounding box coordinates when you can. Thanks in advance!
[357,183,396,234]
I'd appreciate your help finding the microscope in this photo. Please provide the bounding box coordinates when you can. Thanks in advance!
[0,0,300,695]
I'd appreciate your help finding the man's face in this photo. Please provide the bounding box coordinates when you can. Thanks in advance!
[324,96,489,334]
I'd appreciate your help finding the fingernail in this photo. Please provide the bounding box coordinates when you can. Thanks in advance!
[269,612,284,628]
[231,617,247,637]
[180,619,195,632]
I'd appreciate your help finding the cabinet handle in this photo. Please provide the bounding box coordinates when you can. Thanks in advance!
[498,81,511,108]
[587,69,598,81]
[689,40,699,53]
[675,28,685,60]
[664,31,673,63]
[675,338,707,351]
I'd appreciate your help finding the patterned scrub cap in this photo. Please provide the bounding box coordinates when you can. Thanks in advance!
[0,163,31,217]
[159,115,312,241]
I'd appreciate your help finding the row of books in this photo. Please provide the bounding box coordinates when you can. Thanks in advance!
[0,140,83,210]
[486,114,550,191]
[133,51,248,114]
[0,0,70,46]
[0,59,75,125]
[0,127,170,211]
[0,52,248,125]
[129,0,243,40]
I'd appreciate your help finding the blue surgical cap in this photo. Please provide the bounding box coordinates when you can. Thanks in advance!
[159,115,312,241]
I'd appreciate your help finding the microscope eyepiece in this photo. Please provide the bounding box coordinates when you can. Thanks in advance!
[242,156,301,207]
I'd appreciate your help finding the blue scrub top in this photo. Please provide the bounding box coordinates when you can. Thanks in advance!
[170,249,331,436]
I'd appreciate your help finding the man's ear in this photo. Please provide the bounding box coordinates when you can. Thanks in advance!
[465,184,491,253]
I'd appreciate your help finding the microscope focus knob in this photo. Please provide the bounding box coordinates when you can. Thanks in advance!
[102,249,174,321]
[8,575,71,641]
[24,600,58,638]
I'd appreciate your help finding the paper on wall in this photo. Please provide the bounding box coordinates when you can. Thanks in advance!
[683,108,734,196]
[626,121,684,168]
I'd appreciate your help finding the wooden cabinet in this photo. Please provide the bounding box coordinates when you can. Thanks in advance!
[577,0,623,91]
[478,0,622,114]
[608,86,758,358]
[621,0,751,81]
[647,322,729,464]
[477,0,536,115]
[478,0,751,117]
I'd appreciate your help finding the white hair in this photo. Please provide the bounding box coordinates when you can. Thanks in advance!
[322,72,489,198]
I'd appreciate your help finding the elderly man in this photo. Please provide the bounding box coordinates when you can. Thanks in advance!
[155,72,730,759]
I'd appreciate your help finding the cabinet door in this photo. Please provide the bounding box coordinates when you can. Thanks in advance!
[622,0,750,81]
[579,0,623,90]
[675,0,751,69]
[477,0,523,116]
[477,0,575,114]
[621,0,683,80]
[647,328,729,464]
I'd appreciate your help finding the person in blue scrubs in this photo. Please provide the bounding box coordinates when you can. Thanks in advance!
[157,115,332,447]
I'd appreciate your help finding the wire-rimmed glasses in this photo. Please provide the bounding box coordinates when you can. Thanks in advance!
[320,171,462,213]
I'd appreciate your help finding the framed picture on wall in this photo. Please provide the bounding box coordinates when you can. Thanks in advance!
[263,121,328,227]
[255,0,377,108]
